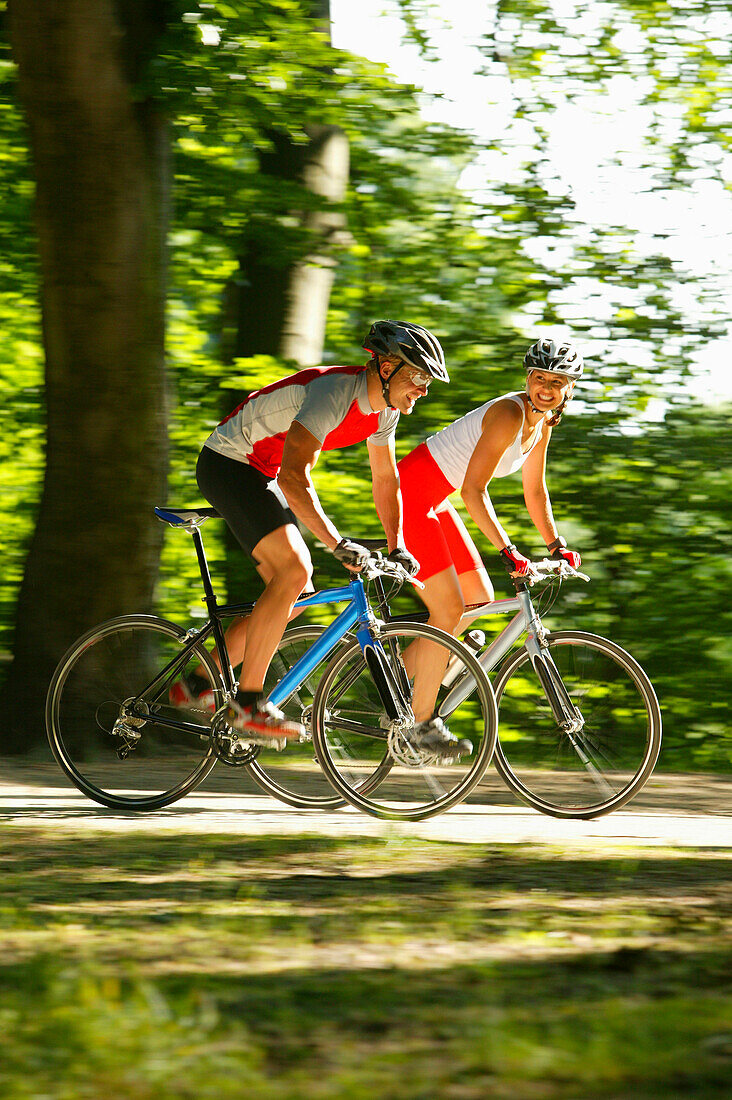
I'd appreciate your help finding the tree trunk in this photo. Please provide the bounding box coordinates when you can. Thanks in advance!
[220,1,348,600]
[232,124,350,366]
[3,0,169,752]
[227,0,348,367]
[219,123,349,600]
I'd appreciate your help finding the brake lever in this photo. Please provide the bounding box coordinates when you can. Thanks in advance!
[511,560,590,585]
[535,560,591,584]
[363,556,425,589]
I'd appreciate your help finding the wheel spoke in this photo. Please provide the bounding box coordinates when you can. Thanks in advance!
[494,632,661,818]
[312,623,497,821]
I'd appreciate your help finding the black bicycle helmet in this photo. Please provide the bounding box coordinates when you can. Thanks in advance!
[363,320,449,383]
[523,337,584,378]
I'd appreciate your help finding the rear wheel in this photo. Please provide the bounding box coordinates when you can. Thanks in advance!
[46,615,224,811]
[245,624,347,809]
[493,630,662,818]
[312,622,498,820]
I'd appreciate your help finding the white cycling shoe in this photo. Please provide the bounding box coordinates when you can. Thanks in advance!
[406,717,472,759]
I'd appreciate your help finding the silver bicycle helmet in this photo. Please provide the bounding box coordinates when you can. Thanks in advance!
[524,338,584,378]
[363,320,449,383]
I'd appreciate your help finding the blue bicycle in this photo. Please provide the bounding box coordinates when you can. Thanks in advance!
[46,507,498,821]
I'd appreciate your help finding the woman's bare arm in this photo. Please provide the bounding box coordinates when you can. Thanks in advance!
[460,399,523,551]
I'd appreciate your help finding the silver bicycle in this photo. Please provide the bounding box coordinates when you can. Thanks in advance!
[435,559,662,819]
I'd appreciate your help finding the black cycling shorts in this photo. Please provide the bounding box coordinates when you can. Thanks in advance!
[196,446,297,558]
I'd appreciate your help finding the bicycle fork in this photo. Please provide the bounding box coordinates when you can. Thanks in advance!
[358,629,413,725]
[524,633,584,734]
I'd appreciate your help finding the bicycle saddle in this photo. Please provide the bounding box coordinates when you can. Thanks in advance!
[154,506,220,527]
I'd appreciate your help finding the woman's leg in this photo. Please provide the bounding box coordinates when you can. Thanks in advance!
[405,501,493,722]
[452,568,494,633]
[407,565,466,722]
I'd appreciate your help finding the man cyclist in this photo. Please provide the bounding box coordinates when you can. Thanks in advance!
[172,320,449,743]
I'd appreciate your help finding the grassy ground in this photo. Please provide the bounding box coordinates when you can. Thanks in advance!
[0,829,730,1099]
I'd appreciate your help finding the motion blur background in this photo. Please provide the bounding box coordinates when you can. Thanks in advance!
[1,0,730,766]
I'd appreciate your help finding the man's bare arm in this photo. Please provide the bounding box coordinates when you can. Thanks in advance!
[278,422,342,550]
[368,437,402,552]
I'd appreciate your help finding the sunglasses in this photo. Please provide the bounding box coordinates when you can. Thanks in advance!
[402,365,433,388]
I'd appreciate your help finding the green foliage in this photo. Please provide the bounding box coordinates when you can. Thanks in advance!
[0,40,43,654]
[553,403,732,769]
[0,827,730,1098]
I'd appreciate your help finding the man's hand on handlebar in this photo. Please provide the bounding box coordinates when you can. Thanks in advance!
[332,538,371,572]
[332,541,425,589]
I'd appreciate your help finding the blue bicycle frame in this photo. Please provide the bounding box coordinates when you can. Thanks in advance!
[150,508,410,734]
[264,577,388,711]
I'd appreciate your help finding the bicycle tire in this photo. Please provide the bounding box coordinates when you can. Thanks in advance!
[492,630,662,819]
[46,614,225,811]
[245,624,348,810]
[312,621,498,821]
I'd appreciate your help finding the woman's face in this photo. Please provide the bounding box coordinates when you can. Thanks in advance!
[526,369,574,411]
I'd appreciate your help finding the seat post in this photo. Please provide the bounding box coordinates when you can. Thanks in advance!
[189,526,218,612]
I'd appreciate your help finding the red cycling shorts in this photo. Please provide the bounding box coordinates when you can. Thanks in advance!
[398,443,484,582]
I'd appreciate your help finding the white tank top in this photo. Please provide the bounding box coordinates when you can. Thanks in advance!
[425,392,543,490]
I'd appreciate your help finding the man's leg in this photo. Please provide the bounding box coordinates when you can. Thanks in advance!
[185,449,310,738]
[213,555,311,677]
[235,523,312,694]
[219,523,312,741]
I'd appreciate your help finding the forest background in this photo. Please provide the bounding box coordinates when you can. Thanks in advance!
[0,0,729,769]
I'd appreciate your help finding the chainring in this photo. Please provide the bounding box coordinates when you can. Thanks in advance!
[210,710,261,767]
[386,725,438,768]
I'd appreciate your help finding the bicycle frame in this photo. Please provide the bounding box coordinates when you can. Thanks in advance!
[439,584,577,728]
[133,521,411,739]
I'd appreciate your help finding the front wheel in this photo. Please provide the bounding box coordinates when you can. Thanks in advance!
[312,622,498,821]
[46,615,225,811]
[493,630,662,819]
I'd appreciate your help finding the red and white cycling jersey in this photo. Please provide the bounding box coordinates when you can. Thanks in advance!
[204,365,399,479]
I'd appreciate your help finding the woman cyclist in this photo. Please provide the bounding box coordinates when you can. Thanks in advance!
[398,337,584,748]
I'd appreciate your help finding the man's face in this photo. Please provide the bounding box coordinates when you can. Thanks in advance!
[385,360,433,414]
[527,369,573,411]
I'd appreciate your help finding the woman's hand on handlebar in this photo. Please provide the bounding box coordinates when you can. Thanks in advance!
[525,558,590,584]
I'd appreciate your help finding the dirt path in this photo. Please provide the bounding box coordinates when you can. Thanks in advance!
[1,760,729,847]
